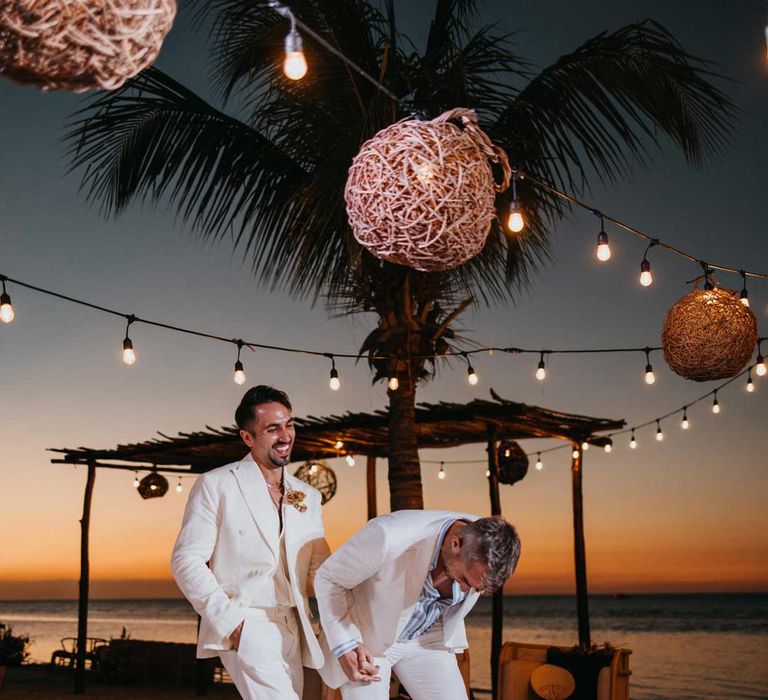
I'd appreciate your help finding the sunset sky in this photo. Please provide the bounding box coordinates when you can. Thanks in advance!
[1,0,767,600]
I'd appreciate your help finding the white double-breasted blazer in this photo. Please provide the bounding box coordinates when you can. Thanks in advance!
[315,509,481,688]
[171,452,329,667]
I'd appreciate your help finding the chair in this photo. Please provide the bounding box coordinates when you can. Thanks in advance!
[498,641,631,700]
[50,637,108,669]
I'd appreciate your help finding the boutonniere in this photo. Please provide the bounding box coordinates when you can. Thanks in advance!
[285,488,307,512]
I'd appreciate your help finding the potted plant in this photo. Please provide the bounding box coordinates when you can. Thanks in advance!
[0,622,31,688]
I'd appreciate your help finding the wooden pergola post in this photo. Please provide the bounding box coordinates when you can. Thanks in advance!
[570,442,591,648]
[74,461,97,694]
[486,424,502,699]
[366,455,377,520]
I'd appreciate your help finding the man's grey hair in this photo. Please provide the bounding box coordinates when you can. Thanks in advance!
[461,517,521,593]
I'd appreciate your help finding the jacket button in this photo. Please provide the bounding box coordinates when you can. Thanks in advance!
[238,529,246,536]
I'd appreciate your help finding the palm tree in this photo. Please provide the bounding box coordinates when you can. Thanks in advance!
[67,0,734,510]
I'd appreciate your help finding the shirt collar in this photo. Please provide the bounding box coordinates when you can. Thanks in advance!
[430,518,458,571]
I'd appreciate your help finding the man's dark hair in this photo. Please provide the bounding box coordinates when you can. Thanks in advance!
[235,385,293,430]
[462,517,521,593]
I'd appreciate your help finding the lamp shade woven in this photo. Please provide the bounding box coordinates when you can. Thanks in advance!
[0,0,176,92]
[662,287,758,381]
[497,440,529,486]
[293,461,337,505]
[345,108,511,271]
[138,472,168,500]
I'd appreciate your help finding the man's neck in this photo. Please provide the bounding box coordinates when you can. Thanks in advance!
[253,457,283,485]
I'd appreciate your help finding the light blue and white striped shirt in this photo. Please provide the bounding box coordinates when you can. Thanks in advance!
[332,518,467,657]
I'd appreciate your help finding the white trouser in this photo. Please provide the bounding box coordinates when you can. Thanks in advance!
[218,606,303,700]
[339,623,467,700]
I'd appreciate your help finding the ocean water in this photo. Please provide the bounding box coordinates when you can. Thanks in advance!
[1,594,767,699]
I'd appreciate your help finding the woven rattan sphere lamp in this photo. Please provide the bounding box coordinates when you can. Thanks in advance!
[293,461,337,505]
[0,0,176,92]
[662,287,758,381]
[345,108,512,272]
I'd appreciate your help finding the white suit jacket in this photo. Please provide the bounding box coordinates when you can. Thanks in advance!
[171,452,329,667]
[315,509,481,688]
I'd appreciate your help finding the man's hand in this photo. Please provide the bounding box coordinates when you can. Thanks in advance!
[339,645,381,683]
[228,621,244,650]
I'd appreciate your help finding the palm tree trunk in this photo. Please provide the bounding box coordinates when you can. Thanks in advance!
[387,370,423,510]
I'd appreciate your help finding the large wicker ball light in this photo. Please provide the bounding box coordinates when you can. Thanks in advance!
[345,108,512,272]
[497,440,529,486]
[0,0,176,92]
[293,461,337,505]
[662,287,758,381]
[138,472,169,500]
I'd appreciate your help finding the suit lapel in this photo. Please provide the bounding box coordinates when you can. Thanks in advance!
[231,453,280,561]
[282,473,309,566]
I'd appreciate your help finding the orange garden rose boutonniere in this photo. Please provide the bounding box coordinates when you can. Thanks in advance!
[285,488,307,512]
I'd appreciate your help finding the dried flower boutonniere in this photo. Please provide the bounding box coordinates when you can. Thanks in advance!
[285,489,307,512]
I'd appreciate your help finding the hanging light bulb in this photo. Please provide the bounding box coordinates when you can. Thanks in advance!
[345,454,355,467]
[122,317,136,365]
[176,479,183,494]
[739,271,750,307]
[464,353,478,386]
[712,392,720,414]
[681,408,689,430]
[233,340,246,385]
[746,371,755,393]
[755,346,766,377]
[604,443,612,453]
[309,463,319,475]
[656,420,664,442]
[581,442,589,451]
[150,483,157,491]
[629,430,637,449]
[328,356,341,391]
[572,448,580,459]
[640,258,653,287]
[132,473,140,489]
[334,440,344,450]
[596,217,611,261]
[388,376,399,391]
[644,348,655,385]
[535,453,543,470]
[0,278,14,323]
[485,469,491,478]
[506,171,525,233]
[535,352,547,381]
[438,464,446,480]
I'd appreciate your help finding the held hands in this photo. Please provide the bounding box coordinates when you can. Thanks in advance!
[339,645,381,683]
[228,621,244,650]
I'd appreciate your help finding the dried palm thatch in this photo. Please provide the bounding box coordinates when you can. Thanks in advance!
[345,108,511,272]
[138,471,168,499]
[662,287,758,381]
[0,0,176,92]
[293,461,337,505]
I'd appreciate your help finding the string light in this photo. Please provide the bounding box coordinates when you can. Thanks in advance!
[644,348,656,385]
[233,340,246,385]
[175,478,183,493]
[681,407,689,430]
[581,442,589,451]
[535,352,547,381]
[535,453,543,470]
[739,270,750,307]
[388,375,399,391]
[485,469,491,477]
[122,316,136,366]
[604,442,612,453]
[464,353,478,386]
[746,370,755,393]
[132,472,140,488]
[309,463,318,475]
[596,215,611,261]
[571,447,580,459]
[755,343,766,377]
[0,277,14,323]
[712,391,720,414]
[438,462,446,480]
[655,419,664,441]
[334,440,344,449]
[345,454,355,467]
[506,171,525,233]
[328,355,340,391]
[630,429,637,449]
[269,1,308,80]
[639,240,658,287]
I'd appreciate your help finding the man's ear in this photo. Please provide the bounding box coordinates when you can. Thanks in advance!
[240,429,254,448]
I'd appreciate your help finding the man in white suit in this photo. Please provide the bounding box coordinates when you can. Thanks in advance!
[315,510,520,699]
[171,385,330,699]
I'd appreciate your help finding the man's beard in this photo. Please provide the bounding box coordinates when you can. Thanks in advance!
[269,444,291,467]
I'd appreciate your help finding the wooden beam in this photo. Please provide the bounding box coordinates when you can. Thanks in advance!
[74,462,96,694]
[366,455,377,520]
[570,442,591,648]
[486,424,502,700]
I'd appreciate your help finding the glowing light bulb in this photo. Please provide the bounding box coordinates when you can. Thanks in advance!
[485,469,491,478]
[335,440,344,449]
[640,259,653,287]
[438,466,446,480]
[582,442,589,451]
[388,376,399,391]
[329,368,340,391]
[507,201,525,233]
[536,357,546,381]
[681,413,689,430]
[0,291,14,323]
[740,288,749,307]
[756,354,766,376]
[596,231,611,261]
[604,443,612,453]
[656,426,664,442]
[233,360,246,385]
[535,457,543,470]
[630,432,637,449]
[309,463,318,475]
[133,476,140,488]
[150,484,157,491]
[572,448,580,459]
[467,366,478,386]
[345,454,355,467]
[504,448,511,458]
[645,364,655,385]
[283,30,307,80]
[415,162,435,183]
[712,397,720,414]
[176,481,183,493]
[747,374,755,393]
[122,337,136,365]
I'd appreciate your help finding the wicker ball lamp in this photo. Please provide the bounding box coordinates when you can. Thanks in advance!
[345,108,511,271]
[497,440,529,486]
[293,461,337,505]
[662,287,758,381]
[0,0,176,92]
[138,472,168,500]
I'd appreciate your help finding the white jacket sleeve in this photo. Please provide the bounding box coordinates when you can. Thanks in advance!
[170,476,244,642]
[314,520,388,654]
